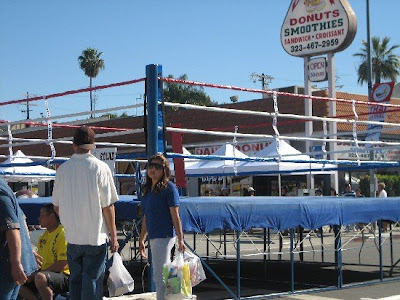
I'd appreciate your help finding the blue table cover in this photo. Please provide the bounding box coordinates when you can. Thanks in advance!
[18,195,139,225]
[18,196,400,233]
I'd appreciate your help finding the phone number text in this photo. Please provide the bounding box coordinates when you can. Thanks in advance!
[290,39,339,53]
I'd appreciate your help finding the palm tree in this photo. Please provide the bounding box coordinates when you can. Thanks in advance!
[78,48,105,118]
[353,36,400,84]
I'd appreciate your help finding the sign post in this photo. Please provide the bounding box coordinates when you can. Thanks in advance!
[281,0,357,193]
[304,56,314,190]
[328,52,338,194]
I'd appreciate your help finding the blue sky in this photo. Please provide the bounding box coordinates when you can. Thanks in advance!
[0,1,399,122]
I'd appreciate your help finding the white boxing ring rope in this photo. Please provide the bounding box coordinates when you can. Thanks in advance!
[162,101,400,135]
[1,85,147,172]
[181,137,400,160]
[161,99,400,168]
[166,125,400,147]
[0,153,147,164]
[0,128,146,149]
[161,77,400,110]
[0,103,144,135]
[165,127,400,167]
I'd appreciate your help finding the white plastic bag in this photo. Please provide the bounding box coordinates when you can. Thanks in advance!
[107,252,134,297]
[163,251,192,300]
[183,250,206,287]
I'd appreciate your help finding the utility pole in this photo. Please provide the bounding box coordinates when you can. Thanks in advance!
[135,94,143,116]
[21,92,33,120]
[92,91,98,118]
[250,73,274,91]
[366,0,376,197]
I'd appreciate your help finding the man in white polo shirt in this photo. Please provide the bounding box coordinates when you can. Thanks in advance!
[52,126,119,300]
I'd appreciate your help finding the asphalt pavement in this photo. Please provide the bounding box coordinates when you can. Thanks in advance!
[117,226,400,299]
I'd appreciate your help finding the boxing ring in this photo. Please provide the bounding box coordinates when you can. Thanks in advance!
[18,195,400,298]
[3,63,400,298]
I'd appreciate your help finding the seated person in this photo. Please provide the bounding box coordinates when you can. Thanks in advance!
[341,183,356,197]
[355,188,365,197]
[19,204,69,300]
[16,189,38,199]
[281,186,288,196]
[247,187,255,196]
[219,187,230,196]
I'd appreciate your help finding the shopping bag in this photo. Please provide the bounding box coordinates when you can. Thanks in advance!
[183,250,206,287]
[107,252,135,297]
[163,251,192,299]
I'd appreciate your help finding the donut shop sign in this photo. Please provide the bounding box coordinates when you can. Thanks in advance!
[281,0,357,57]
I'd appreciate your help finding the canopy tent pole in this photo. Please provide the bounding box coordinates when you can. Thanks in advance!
[237,232,241,299]
[334,225,343,288]
[290,228,295,292]
[278,173,282,196]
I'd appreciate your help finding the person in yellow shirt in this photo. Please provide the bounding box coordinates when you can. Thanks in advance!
[19,204,69,300]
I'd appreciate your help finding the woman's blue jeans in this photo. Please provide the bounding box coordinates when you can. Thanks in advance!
[67,243,107,300]
[150,237,176,300]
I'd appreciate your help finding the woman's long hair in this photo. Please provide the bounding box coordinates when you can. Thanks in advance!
[142,154,171,196]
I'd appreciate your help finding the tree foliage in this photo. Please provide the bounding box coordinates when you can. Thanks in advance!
[163,74,217,107]
[360,174,400,197]
[78,48,105,78]
[100,112,128,119]
[78,48,105,117]
[353,36,400,84]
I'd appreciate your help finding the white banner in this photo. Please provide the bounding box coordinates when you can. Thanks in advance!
[195,141,270,156]
[365,82,394,147]
[336,142,400,161]
[91,148,117,175]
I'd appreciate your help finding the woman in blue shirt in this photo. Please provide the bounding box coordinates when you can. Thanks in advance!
[139,154,185,300]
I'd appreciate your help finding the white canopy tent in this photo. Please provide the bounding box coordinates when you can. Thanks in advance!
[183,141,336,196]
[0,150,56,183]
[239,140,336,175]
[169,147,199,175]
[185,143,248,176]
[239,140,337,196]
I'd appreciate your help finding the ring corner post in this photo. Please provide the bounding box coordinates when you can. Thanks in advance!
[145,63,163,293]
[146,64,164,157]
